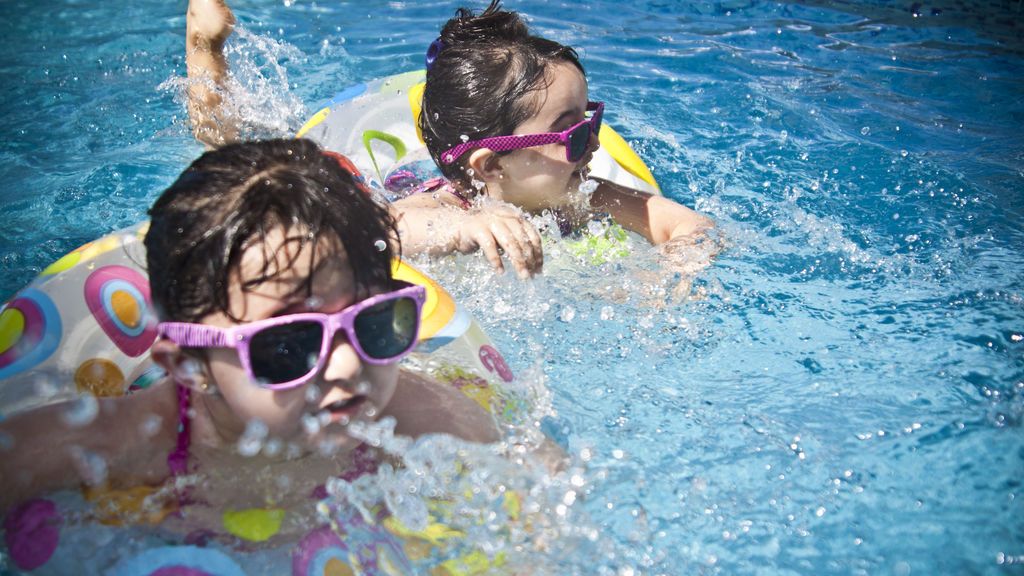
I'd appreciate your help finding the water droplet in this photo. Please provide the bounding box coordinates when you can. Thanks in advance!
[302,414,321,435]
[578,178,598,195]
[63,395,99,427]
[32,374,60,401]
[140,414,164,437]
[305,385,322,404]
[70,445,109,486]
[263,438,282,457]
[559,306,576,322]
[374,239,387,252]
[237,419,269,457]
[860,126,871,136]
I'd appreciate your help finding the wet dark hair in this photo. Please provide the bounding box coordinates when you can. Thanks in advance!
[419,0,584,192]
[145,138,398,323]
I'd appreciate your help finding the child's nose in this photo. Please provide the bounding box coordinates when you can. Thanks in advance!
[319,331,363,383]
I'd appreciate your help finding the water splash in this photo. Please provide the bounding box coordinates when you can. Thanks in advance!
[320,414,640,573]
[159,27,307,140]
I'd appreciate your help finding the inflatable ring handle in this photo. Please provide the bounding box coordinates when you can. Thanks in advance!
[362,130,408,184]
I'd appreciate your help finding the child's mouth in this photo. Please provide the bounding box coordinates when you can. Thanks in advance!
[320,396,367,423]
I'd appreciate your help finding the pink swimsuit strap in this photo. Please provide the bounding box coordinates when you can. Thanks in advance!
[167,384,191,476]
[414,177,472,210]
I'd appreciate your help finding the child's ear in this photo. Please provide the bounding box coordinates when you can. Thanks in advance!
[466,148,504,186]
[151,339,214,393]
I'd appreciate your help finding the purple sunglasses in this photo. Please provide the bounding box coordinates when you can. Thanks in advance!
[441,101,604,165]
[157,282,426,390]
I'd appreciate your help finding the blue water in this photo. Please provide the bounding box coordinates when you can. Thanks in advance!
[2,0,1023,574]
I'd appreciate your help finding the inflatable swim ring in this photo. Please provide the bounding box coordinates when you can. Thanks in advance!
[297,69,661,197]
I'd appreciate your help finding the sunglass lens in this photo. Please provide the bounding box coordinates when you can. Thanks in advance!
[249,321,324,385]
[568,125,591,162]
[354,297,419,359]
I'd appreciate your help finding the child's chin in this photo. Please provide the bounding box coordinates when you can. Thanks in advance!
[308,430,361,457]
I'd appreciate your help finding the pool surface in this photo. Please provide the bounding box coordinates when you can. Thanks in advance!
[1,0,1022,574]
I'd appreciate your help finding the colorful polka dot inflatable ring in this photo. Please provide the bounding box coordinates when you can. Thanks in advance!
[0,223,164,418]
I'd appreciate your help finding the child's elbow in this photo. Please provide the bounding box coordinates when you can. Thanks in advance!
[661,212,714,244]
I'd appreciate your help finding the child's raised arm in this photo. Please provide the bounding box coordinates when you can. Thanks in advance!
[185,0,238,148]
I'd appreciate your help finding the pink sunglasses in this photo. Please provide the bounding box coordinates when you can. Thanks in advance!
[441,101,604,165]
[157,282,426,390]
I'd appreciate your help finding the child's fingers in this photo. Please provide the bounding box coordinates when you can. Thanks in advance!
[490,211,542,276]
[474,231,506,274]
[490,221,532,279]
[522,221,544,273]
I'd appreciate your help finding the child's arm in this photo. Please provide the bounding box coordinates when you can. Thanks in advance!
[0,384,179,513]
[185,0,238,148]
[391,194,544,279]
[387,370,501,444]
[589,178,714,245]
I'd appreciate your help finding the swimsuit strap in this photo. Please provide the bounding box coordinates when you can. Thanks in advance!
[167,384,191,476]
[415,177,472,210]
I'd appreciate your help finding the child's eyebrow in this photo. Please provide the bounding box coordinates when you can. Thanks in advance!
[549,108,581,130]
[273,257,339,313]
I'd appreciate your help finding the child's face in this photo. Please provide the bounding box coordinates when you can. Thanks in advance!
[199,226,399,454]
[488,61,597,213]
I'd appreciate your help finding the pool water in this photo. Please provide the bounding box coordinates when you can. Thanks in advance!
[2,0,1023,574]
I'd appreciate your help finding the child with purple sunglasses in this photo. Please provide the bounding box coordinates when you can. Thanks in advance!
[0,139,499,516]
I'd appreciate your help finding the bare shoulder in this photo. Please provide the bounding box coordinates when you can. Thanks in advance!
[384,370,501,444]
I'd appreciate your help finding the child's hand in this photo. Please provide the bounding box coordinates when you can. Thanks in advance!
[454,204,543,278]
[187,0,235,49]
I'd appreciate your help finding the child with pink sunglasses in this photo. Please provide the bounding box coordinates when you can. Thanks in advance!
[0,139,499,516]
[184,0,714,280]
[394,1,715,278]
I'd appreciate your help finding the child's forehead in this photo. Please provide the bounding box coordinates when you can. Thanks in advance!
[234,227,352,299]
[523,63,588,119]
